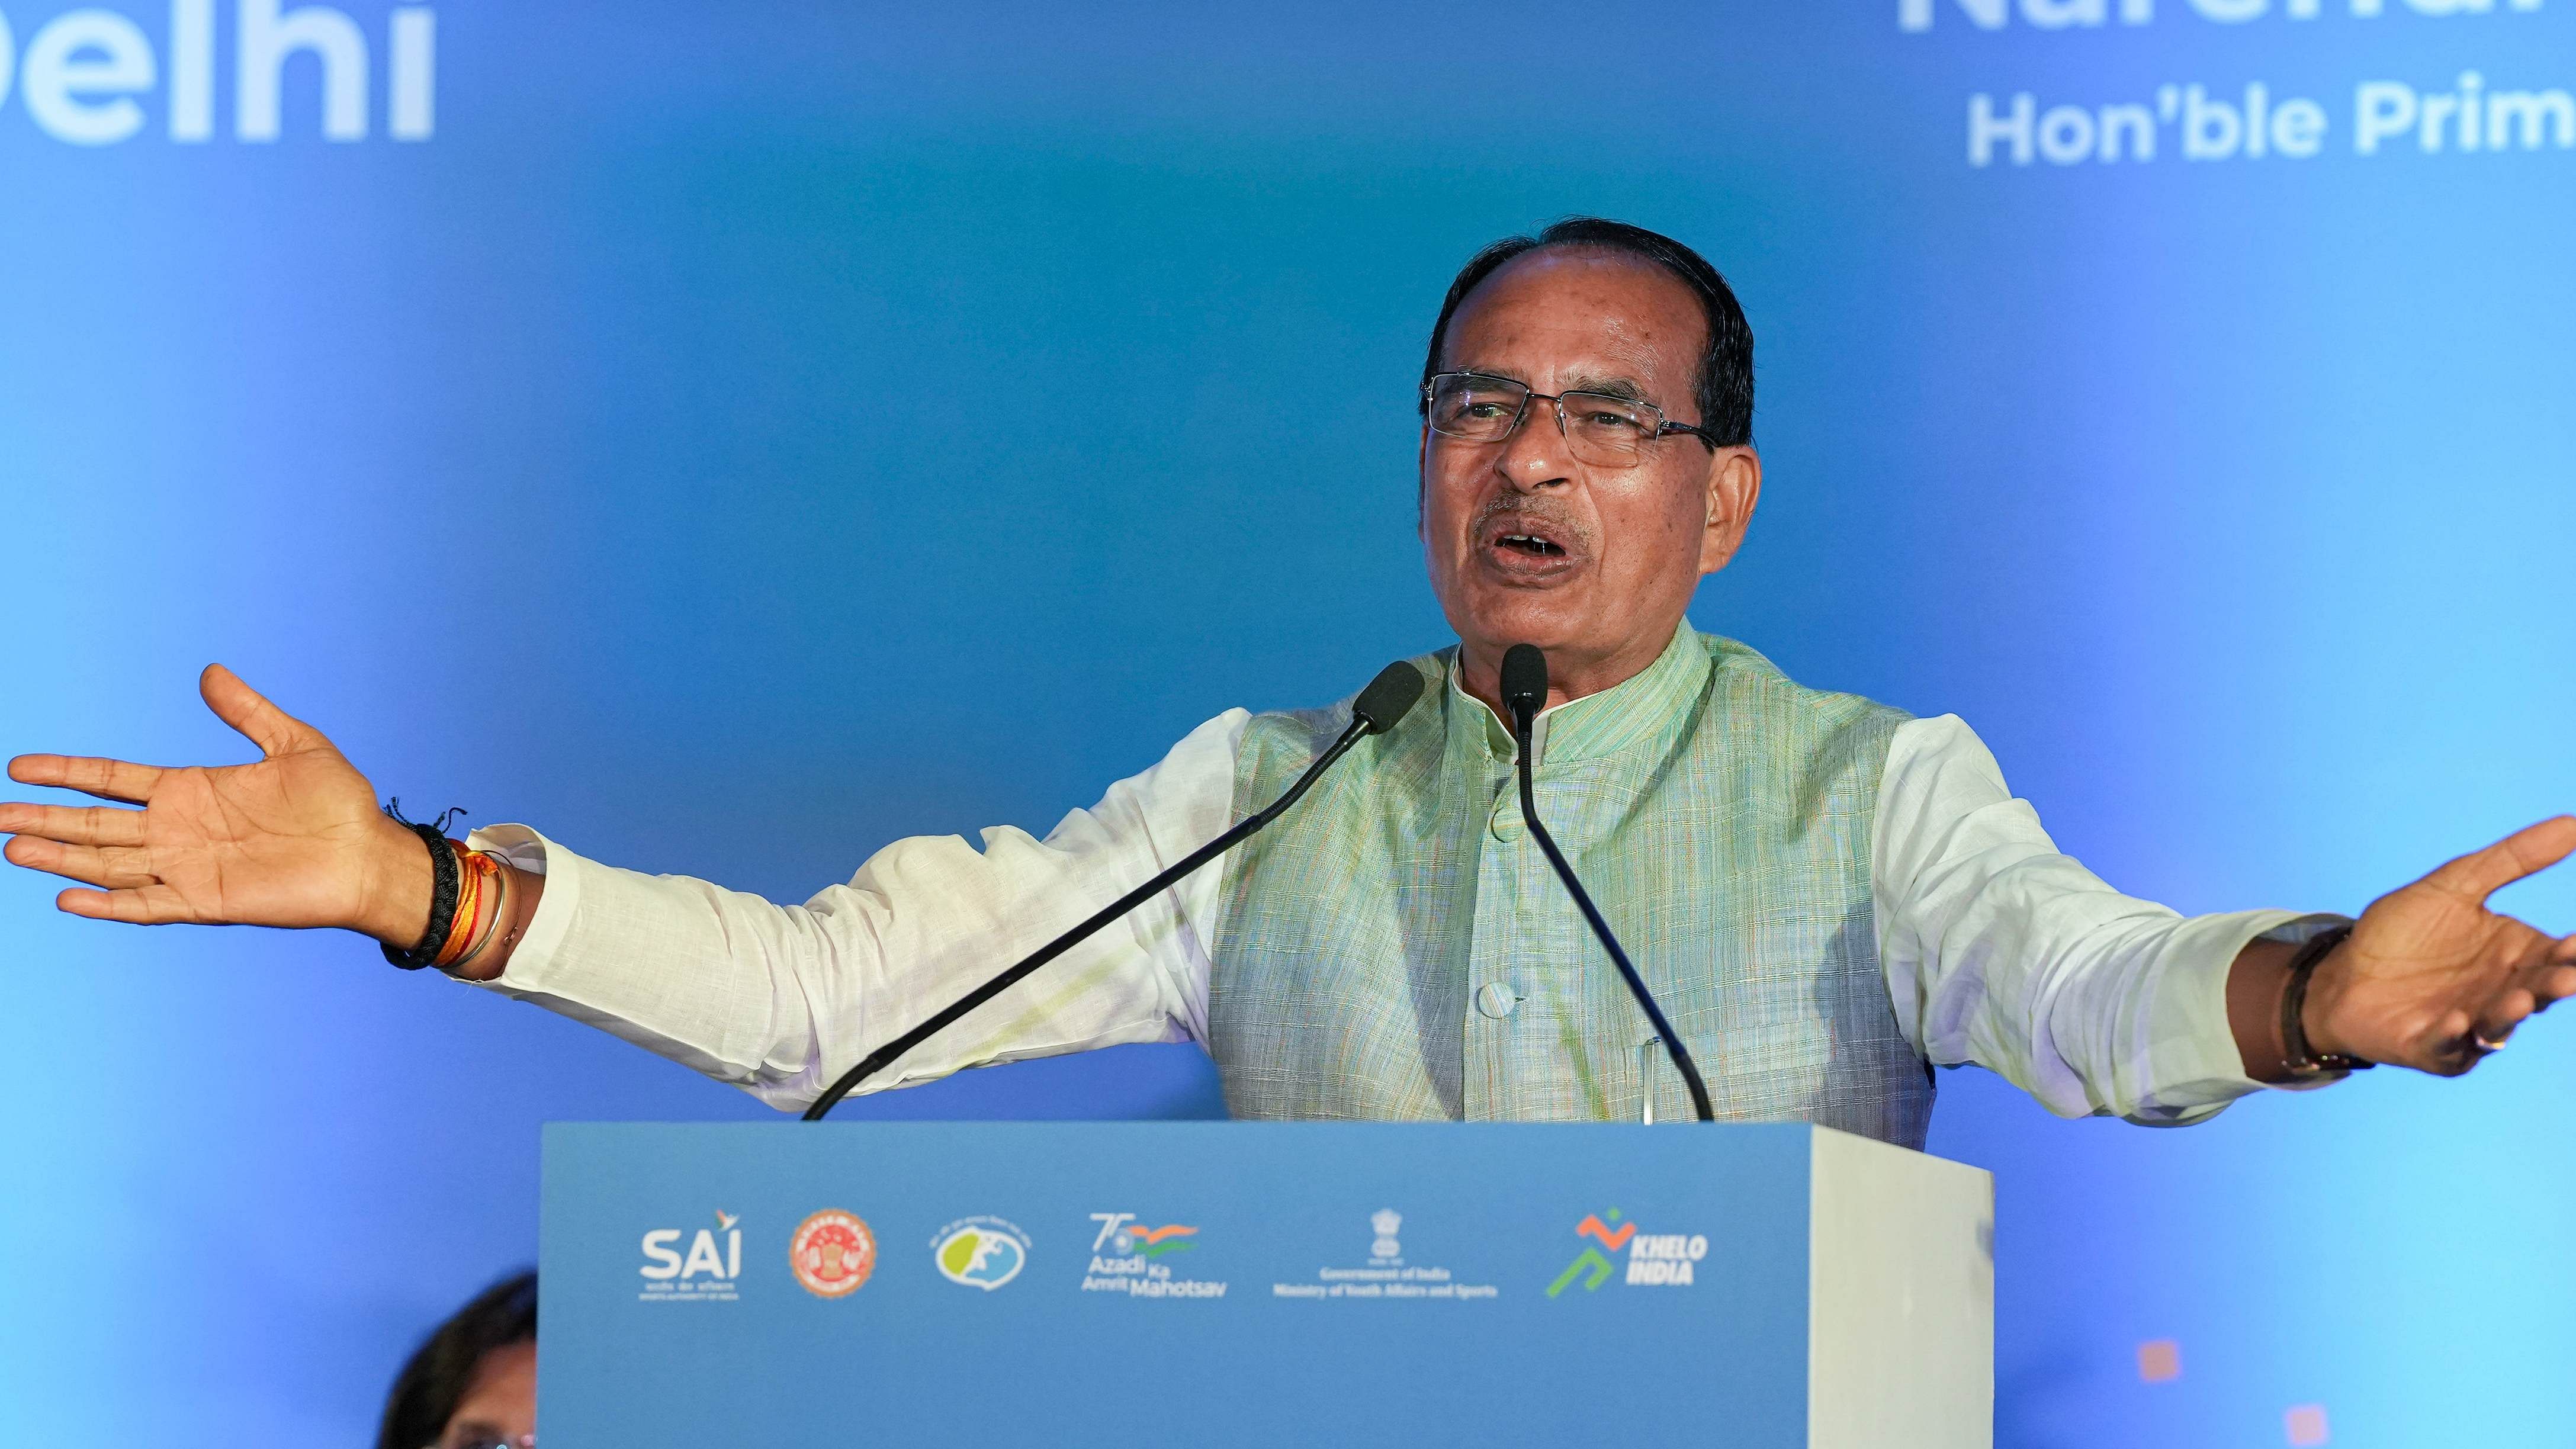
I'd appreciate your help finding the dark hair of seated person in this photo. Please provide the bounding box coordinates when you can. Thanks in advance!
[376,1270,538,1449]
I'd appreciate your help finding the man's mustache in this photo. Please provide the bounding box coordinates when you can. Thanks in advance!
[1471,494,1595,554]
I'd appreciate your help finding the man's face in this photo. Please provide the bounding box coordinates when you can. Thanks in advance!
[1419,248,1759,703]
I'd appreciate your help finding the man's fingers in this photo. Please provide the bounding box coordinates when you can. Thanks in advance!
[2536,962,2576,1007]
[2419,815,2576,902]
[2392,1007,2479,1077]
[2,836,159,890]
[199,663,314,759]
[2474,988,2537,1048]
[0,801,144,847]
[58,883,195,925]
[2510,962,2576,1029]
[5,753,165,805]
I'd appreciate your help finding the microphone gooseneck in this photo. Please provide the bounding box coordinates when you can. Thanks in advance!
[1498,644,1716,1123]
[802,660,1427,1120]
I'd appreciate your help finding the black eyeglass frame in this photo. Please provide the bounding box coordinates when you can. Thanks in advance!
[1421,371,1722,458]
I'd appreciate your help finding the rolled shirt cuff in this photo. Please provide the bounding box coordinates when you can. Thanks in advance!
[448,823,780,1089]
[2131,908,2357,1124]
[458,823,573,989]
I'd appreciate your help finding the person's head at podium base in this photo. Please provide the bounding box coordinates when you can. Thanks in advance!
[376,1271,537,1449]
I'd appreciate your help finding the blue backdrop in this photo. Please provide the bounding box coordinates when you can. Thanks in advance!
[3,3,2571,1444]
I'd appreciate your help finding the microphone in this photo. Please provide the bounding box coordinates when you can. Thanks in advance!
[1499,644,1714,1123]
[802,660,1428,1120]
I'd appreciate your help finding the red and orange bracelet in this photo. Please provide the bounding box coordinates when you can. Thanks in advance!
[382,808,517,973]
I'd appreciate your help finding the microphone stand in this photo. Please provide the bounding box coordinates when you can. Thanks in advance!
[1504,650,1715,1123]
[802,664,1422,1120]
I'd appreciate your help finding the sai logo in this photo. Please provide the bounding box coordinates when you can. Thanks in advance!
[638,1209,742,1303]
[640,1209,741,1282]
[931,1216,1029,1291]
[1546,1208,1709,1297]
[788,1209,877,1299]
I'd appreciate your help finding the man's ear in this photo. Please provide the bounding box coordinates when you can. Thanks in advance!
[1417,425,1432,536]
[1698,447,1762,577]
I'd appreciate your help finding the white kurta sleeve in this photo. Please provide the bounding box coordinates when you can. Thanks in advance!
[457,709,1248,1112]
[1872,714,2347,1125]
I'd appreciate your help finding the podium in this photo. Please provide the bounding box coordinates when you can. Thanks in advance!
[539,1121,1992,1447]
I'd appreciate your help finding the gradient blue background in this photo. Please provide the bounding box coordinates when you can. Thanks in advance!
[2,3,2571,1444]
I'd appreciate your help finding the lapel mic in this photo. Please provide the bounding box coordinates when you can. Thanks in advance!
[804,660,1427,1120]
[1501,644,1714,1123]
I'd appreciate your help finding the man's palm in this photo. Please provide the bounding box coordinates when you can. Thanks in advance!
[124,738,387,926]
[2315,817,2576,1074]
[1,665,406,934]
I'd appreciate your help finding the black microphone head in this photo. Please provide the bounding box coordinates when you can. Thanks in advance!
[1351,661,1427,736]
[1499,644,1549,726]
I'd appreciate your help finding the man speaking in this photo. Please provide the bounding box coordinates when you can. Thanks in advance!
[5,218,2571,1143]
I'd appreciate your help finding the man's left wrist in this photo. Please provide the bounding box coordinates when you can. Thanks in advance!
[2282,924,2372,1079]
[2298,945,2349,1060]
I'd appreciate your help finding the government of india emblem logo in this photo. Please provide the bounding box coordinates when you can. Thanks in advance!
[1370,1209,1402,1262]
[932,1217,1030,1291]
[789,1209,877,1298]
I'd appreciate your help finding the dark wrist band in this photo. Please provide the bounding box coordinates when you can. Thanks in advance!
[381,818,461,971]
[2279,923,2373,1079]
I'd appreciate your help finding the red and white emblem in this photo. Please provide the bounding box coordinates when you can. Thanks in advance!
[788,1209,877,1298]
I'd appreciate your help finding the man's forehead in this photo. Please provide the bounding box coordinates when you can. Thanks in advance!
[1442,248,1703,385]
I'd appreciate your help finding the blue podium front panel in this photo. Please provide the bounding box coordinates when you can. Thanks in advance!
[540,1121,1817,1447]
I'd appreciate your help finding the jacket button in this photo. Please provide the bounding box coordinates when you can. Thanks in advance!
[1475,981,1521,1019]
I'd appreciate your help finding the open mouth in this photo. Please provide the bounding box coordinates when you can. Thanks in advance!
[1477,513,1585,576]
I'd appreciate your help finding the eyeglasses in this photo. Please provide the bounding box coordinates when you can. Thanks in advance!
[1422,371,1719,467]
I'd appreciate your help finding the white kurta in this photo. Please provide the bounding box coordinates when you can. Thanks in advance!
[457,669,2340,1123]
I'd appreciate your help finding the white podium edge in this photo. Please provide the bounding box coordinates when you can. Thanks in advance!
[1807,1126,1996,1449]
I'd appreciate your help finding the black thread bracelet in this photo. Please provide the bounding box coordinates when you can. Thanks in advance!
[2279,923,2372,1078]
[380,809,462,971]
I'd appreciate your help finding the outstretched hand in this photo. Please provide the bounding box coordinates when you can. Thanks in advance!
[2306,816,2576,1075]
[1,666,431,945]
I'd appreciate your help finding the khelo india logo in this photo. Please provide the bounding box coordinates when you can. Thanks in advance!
[1545,1208,1708,1297]
[789,1209,877,1298]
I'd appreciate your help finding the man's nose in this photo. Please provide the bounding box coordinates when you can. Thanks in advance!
[1493,399,1575,491]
